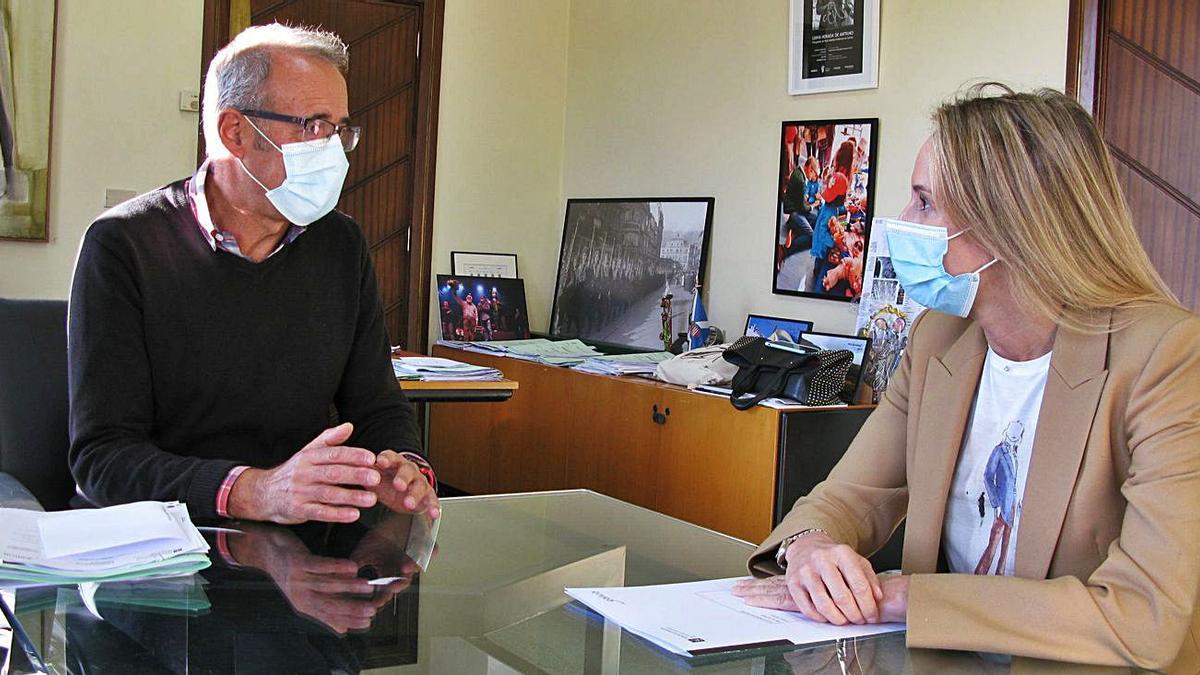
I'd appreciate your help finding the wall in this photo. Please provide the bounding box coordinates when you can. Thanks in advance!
[11,1,1070,337]
[0,0,204,300]
[558,0,1071,336]
[429,0,571,338]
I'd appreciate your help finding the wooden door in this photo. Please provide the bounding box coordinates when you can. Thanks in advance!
[1068,0,1200,311]
[201,0,443,349]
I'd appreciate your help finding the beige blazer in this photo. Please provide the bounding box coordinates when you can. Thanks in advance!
[749,304,1200,672]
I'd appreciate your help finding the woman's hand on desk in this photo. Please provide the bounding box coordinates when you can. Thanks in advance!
[733,572,908,624]
[733,534,901,625]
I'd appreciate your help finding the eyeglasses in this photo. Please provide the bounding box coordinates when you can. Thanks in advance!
[238,109,361,152]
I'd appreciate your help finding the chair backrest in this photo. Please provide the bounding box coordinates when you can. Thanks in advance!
[0,298,74,510]
[775,407,904,572]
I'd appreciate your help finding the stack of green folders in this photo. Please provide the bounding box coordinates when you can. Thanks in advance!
[0,501,210,587]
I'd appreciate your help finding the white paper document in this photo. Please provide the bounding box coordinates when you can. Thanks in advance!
[0,502,209,584]
[566,577,904,657]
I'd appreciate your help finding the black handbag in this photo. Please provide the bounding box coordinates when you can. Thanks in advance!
[722,336,852,410]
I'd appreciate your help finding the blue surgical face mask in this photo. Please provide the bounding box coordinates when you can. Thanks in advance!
[237,118,350,226]
[883,218,998,318]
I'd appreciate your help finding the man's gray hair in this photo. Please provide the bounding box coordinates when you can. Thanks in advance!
[202,23,348,158]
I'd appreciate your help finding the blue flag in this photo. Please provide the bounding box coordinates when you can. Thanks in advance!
[688,290,709,350]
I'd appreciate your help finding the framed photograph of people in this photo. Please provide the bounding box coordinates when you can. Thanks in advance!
[798,330,870,403]
[0,1,58,241]
[450,251,518,279]
[550,197,714,351]
[788,0,880,95]
[773,117,878,302]
[436,275,531,342]
[744,314,814,342]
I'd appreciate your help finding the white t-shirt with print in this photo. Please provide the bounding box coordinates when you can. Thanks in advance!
[942,348,1052,576]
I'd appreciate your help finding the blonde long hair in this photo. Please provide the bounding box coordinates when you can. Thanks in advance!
[930,83,1180,333]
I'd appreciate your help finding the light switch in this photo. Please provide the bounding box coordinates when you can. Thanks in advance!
[104,189,138,208]
[179,90,200,113]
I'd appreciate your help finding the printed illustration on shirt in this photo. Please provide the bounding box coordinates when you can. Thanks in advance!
[975,420,1025,575]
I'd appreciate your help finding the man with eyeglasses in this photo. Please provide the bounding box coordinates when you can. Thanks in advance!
[67,24,439,526]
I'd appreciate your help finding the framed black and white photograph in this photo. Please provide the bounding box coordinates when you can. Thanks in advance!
[436,275,530,342]
[744,314,814,342]
[773,117,878,302]
[799,330,870,403]
[550,197,714,351]
[450,251,518,278]
[788,0,879,95]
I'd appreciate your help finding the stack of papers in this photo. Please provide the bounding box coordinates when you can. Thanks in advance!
[572,351,673,376]
[0,502,210,587]
[433,339,508,356]
[438,338,604,367]
[566,577,904,658]
[393,356,503,381]
[496,339,603,366]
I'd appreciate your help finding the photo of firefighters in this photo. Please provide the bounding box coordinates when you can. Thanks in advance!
[773,118,878,302]
[436,275,531,342]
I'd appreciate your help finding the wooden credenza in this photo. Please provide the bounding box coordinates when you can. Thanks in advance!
[427,345,874,543]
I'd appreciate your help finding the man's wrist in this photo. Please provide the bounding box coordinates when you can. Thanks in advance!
[216,465,251,518]
[226,467,267,520]
[398,451,436,489]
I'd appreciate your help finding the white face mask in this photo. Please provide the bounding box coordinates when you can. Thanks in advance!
[237,118,350,226]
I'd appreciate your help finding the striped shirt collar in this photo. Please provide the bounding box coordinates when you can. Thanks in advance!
[188,160,306,260]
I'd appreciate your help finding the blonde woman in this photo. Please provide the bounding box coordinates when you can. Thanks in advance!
[733,84,1200,671]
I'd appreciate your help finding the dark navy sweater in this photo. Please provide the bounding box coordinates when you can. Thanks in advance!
[67,179,420,519]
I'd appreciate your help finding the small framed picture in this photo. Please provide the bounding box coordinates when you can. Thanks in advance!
[799,330,871,403]
[450,251,519,279]
[744,314,814,342]
[436,275,531,342]
[788,0,880,96]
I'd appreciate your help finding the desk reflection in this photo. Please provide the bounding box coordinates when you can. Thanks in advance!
[39,510,430,673]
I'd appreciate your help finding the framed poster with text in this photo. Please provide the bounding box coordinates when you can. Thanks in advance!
[788,0,879,96]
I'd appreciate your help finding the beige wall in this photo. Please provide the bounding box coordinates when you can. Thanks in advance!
[0,0,204,300]
[426,0,1074,340]
[430,0,571,339]
[9,0,1069,340]
[557,0,1070,336]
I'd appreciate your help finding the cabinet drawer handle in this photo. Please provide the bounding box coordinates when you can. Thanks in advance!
[652,404,671,425]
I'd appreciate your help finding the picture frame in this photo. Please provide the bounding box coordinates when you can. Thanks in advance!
[799,330,871,403]
[550,197,714,351]
[0,1,59,241]
[788,0,880,96]
[744,314,814,342]
[436,275,531,342]
[773,117,879,302]
[450,251,519,278]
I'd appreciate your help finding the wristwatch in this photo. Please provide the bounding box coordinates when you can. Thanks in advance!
[774,528,830,569]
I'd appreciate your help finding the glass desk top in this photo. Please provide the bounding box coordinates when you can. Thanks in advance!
[1,490,1144,674]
